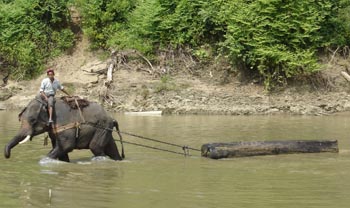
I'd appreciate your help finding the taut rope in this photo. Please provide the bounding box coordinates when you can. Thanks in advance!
[83,122,200,156]
[119,131,201,152]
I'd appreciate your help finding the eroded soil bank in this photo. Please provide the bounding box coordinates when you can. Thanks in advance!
[1,37,350,116]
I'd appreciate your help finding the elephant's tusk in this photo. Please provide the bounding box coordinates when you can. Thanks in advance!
[19,135,31,144]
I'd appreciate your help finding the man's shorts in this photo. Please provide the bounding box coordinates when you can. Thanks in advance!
[39,94,56,107]
[47,95,55,107]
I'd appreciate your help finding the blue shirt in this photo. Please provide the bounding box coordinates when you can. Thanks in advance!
[39,78,64,96]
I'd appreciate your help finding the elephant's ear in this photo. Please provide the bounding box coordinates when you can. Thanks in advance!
[18,107,27,121]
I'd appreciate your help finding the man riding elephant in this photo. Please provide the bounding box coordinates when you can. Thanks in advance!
[4,68,124,162]
[4,96,125,162]
[40,68,70,124]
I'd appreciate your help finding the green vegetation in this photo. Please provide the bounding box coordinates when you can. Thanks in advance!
[1,0,350,89]
[0,0,74,79]
[222,0,335,89]
[154,75,177,93]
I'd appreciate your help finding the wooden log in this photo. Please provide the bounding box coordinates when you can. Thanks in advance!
[341,71,350,82]
[201,140,338,159]
[125,111,162,116]
[106,63,113,82]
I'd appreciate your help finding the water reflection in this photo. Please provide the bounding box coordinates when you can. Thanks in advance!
[1,111,350,208]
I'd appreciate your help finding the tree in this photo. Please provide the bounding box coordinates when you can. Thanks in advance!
[0,0,74,79]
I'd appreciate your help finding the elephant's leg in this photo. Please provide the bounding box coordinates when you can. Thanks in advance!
[104,138,122,161]
[47,146,72,162]
[89,130,108,157]
[48,133,56,148]
[48,132,70,162]
[58,154,70,162]
[89,144,106,157]
[47,145,61,160]
[47,133,74,162]
[47,148,70,162]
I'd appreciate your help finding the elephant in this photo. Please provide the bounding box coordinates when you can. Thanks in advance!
[4,96,124,162]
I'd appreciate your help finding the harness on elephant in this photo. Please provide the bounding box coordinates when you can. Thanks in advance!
[23,96,124,158]
[51,97,86,136]
[51,96,88,138]
[49,97,125,158]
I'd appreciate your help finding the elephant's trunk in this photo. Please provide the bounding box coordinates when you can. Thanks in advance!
[4,134,32,159]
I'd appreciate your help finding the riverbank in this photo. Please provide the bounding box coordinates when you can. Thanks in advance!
[1,37,350,115]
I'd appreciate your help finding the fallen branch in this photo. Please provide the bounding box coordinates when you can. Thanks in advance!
[106,63,113,82]
[135,51,154,73]
[328,46,340,64]
[341,71,350,82]
[82,68,107,75]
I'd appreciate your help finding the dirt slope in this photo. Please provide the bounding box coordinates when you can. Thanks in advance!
[1,37,350,115]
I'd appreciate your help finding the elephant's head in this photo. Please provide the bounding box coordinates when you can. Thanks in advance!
[4,98,50,158]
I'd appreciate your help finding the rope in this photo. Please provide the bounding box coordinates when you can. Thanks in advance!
[74,98,86,123]
[114,140,190,156]
[119,131,201,152]
[81,122,200,156]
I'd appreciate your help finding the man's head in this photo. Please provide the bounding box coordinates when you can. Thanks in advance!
[46,69,55,80]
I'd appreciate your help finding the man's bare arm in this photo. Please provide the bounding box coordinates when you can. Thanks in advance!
[61,88,70,96]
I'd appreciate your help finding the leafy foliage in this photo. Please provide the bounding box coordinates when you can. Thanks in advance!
[221,0,331,89]
[330,0,350,46]
[76,0,137,49]
[1,0,350,88]
[0,0,74,79]
[107,0,159,53]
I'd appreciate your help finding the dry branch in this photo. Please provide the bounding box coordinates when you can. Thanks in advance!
[341,71,350,82]
[135,51,154,72]
[107,63,113,82]
[82,68,107,74]
[328,46,340,64]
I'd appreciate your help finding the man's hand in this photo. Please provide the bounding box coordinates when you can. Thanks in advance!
[40,92,48,101]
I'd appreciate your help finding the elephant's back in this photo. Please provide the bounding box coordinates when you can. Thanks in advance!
[55,100,112,124]
[82,102,112,122]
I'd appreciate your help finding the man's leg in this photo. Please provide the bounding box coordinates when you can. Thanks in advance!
[48,96,54,123]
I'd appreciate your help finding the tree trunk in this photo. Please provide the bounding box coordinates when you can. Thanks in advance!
[201,140,338,159]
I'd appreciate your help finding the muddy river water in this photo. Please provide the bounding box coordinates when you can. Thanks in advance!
[1,111,350,208]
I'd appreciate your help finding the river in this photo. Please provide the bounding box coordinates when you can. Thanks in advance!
[1,111,350,208]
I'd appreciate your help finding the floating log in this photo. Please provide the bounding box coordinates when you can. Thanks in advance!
[124,111,162,116]
[201,140,338,159]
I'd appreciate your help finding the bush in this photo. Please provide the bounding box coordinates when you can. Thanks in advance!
[331,0,350,46]
[76,0,137,49]
[0,0,74,79]
[220,0,338,89]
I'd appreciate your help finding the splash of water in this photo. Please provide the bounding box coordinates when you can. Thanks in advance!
[39,157,67,166]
